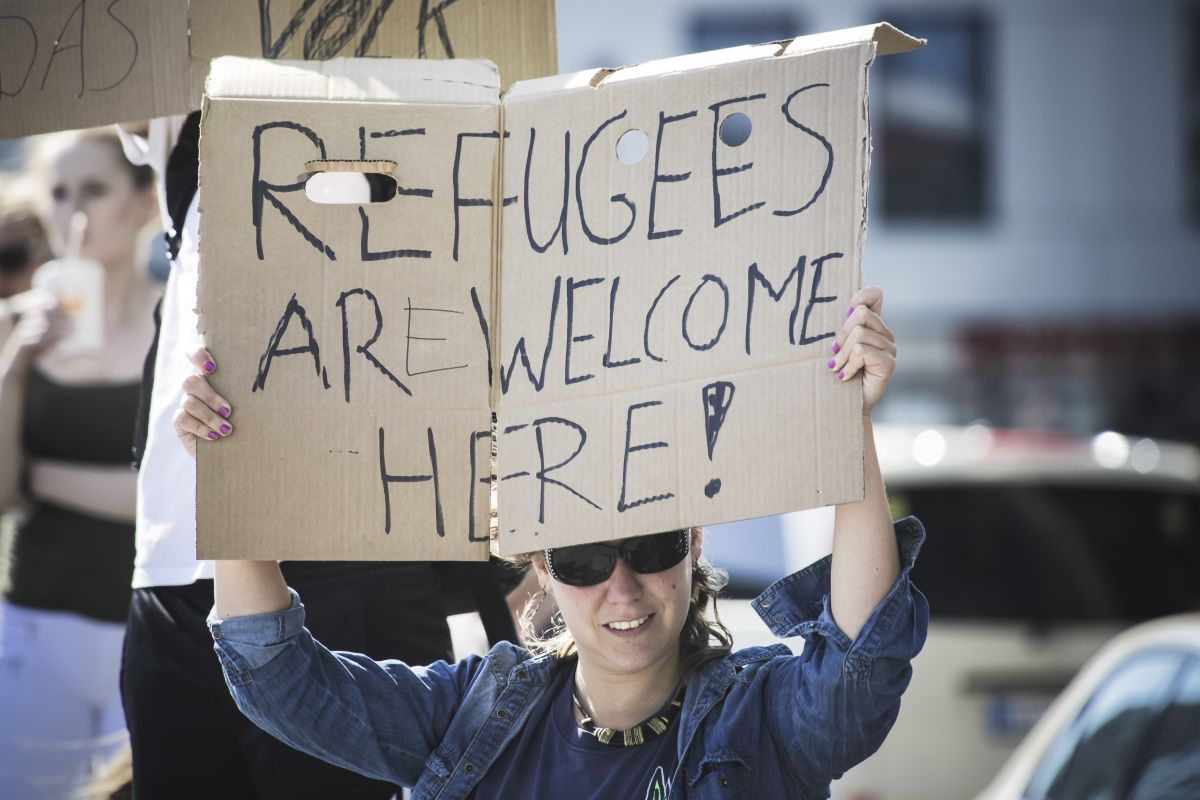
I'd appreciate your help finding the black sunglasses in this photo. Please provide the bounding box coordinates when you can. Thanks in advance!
[545,529,690,587]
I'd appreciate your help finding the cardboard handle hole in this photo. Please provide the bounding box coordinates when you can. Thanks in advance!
[719,113,752,147]
[304,172,398,204]
[616,129,648,165]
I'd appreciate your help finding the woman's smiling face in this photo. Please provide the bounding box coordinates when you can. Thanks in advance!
[532,529,702,681]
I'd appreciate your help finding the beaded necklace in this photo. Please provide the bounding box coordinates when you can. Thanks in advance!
[571,683,686,747]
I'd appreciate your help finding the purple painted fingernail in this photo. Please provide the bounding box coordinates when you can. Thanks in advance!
[219,406,230,418]
[831,342,841,355]
[846,306,855,318]
[220,424,232,435]
[207,431,219,440]
[203,360,216,373]
[826,358,836,369]
[837,370,845,380]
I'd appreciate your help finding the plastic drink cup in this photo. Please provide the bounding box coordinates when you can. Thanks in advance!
[33,211,105,353]
[32,255,105,353]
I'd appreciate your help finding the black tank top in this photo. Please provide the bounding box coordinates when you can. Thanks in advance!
[23,369,140,463]
[0,370,140,623]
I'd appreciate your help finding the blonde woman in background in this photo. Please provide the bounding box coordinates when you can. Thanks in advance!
[0,129,159,800]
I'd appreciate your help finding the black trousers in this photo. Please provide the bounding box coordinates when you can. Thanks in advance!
[120,562,452,799]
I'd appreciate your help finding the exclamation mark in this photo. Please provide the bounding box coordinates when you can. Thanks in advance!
[701,380,736,498]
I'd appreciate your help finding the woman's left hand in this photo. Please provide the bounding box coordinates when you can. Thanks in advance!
[172,347,233,459]
[827,286,895,415]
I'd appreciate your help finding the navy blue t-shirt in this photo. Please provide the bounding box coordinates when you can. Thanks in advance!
[471,665,681,799]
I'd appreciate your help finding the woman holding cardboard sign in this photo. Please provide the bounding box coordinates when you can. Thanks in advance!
[176,285,927,799]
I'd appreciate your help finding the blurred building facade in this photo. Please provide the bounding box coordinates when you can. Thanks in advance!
[557,0,1200,443]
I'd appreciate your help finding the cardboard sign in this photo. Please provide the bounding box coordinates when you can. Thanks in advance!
[189,0,557,97]
[197,57,500,560]
[196,23,923,560]
[0,0,555,140]
[494,27,922,552]
[0,0,190,139]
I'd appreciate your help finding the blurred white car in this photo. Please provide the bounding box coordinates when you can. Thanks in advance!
[976,613,1200,799]
[706,425,1200,800]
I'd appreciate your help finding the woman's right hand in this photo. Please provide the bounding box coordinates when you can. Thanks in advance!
[1,290,70,373]
[172,346,234,459]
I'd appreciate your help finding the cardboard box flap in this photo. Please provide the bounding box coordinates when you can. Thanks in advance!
[206,56,499,104]
[504,21,923,102]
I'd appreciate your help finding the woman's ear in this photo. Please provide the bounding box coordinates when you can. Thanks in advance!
[530,552,551,593]
[690,527,704,563]
[138,185,159,225]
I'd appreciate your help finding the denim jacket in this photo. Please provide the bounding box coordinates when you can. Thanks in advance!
[209,517,927,799]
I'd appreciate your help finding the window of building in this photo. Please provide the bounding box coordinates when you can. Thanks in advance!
[687,9,804,52]
[1187,6,1200,223]
[875,12,991,222]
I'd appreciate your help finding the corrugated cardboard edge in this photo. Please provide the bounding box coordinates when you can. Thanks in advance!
[193,90,218,518]
[204,56,500,104]
[490,106,507,415]
[488,94,508,537]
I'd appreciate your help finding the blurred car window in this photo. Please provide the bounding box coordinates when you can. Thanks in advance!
[893,486,1200,622]
[1127,657,1200,800]
[1023,651,1185,798]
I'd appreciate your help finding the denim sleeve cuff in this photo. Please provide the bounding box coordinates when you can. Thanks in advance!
[207,588,305,651]
[751,516,926,645]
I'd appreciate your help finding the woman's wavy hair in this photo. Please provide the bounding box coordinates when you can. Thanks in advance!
[506,529,734,676]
